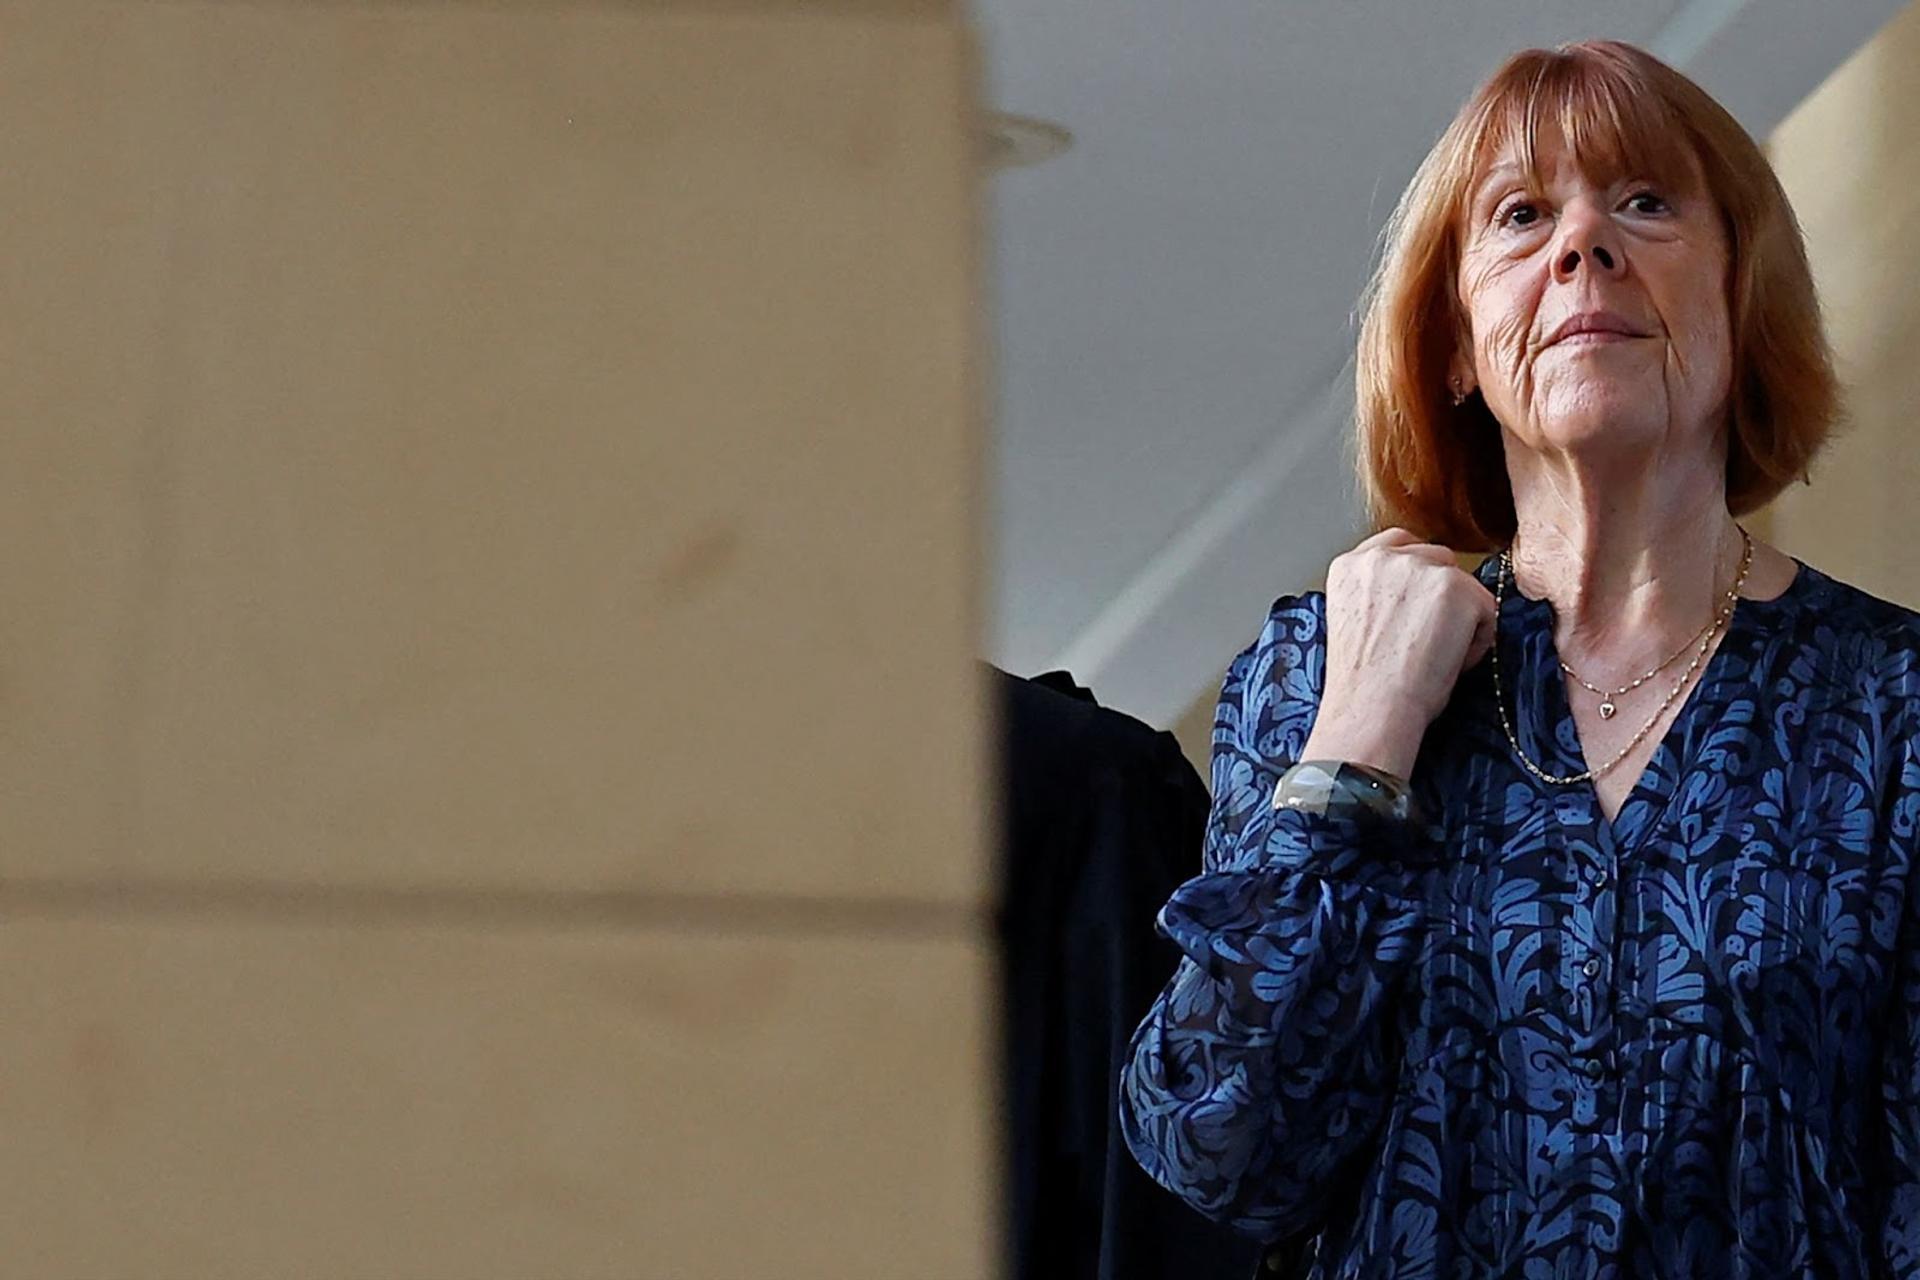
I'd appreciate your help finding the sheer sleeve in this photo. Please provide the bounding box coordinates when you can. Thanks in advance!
[1118,592,1434,1238]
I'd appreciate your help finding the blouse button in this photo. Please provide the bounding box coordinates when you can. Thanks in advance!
[1581,957,1602,979]
[1580,1057,1607,1082]
[1587,865,1608,888]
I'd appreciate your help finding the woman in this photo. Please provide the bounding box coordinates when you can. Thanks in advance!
[1120,40,1920,1279]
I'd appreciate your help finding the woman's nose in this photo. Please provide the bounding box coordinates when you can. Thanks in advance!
[1556,243,1619,276]
[1551,208,1624,282]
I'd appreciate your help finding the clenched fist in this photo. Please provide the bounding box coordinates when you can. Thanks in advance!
[1299,528,1497,779]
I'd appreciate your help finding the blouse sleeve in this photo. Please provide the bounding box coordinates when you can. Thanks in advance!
[1876,742,1920,1272]
[1118,593,1434,1238]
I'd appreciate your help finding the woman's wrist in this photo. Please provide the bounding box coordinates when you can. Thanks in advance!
[1300,704,1424,779]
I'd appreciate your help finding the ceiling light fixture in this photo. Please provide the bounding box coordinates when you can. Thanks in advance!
[981,111,1073,170]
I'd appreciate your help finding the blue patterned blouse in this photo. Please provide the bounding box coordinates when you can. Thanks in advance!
[1120,556,1920,1278]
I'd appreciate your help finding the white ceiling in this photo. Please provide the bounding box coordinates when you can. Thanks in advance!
[977,0,1909,725]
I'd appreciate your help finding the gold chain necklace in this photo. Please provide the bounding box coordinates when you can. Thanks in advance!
[1557,611,1718,720]
[1491,527,1752,786]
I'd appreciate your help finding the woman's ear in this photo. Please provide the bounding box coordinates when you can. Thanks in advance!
[1446,303,1478,404]
[1446,351,1477,405]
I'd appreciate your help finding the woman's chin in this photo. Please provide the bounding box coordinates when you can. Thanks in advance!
[1525,388,1671,453]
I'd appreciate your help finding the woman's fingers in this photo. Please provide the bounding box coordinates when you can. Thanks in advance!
[1356,527,1455,565]
[1461,578,1499,669]
[1399,542,1461,566]
[1358,526,1424,550]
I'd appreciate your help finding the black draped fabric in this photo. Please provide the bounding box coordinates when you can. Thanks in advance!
[993,665,1261,1280]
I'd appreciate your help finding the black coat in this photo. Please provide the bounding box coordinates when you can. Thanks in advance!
[992,666,1262,1280]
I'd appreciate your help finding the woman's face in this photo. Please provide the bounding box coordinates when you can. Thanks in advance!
[1453,130,1733,469]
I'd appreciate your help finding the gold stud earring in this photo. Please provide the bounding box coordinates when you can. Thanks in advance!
[1449,382,1469,406]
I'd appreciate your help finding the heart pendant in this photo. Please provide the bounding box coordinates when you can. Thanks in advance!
[1598,699,1617,720]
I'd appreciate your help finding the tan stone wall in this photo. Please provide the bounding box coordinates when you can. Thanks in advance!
[0,0,990,1274]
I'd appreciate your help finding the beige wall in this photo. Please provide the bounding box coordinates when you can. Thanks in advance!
[0,1,991,1275]
[1763,0,1920,604]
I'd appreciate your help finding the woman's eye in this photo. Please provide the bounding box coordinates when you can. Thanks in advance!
[1625,190,1670,215]
[1497,200,1541,229]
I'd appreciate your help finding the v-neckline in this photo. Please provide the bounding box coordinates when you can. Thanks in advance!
[1481,555,1814,854]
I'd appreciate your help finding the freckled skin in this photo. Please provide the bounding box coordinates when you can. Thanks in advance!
[1452,133,1734,474]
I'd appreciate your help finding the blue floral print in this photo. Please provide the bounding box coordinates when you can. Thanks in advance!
[1121,557,1920,1278]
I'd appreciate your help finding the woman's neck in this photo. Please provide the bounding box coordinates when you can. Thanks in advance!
[1505,450,1740,672]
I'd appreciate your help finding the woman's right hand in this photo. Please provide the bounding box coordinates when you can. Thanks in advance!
[1298,527,1497,779]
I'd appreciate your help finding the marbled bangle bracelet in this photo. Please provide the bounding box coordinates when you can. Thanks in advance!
[1270,759,1422,825]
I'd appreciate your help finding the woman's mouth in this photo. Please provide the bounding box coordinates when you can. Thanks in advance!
[1545,310,1652,348]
